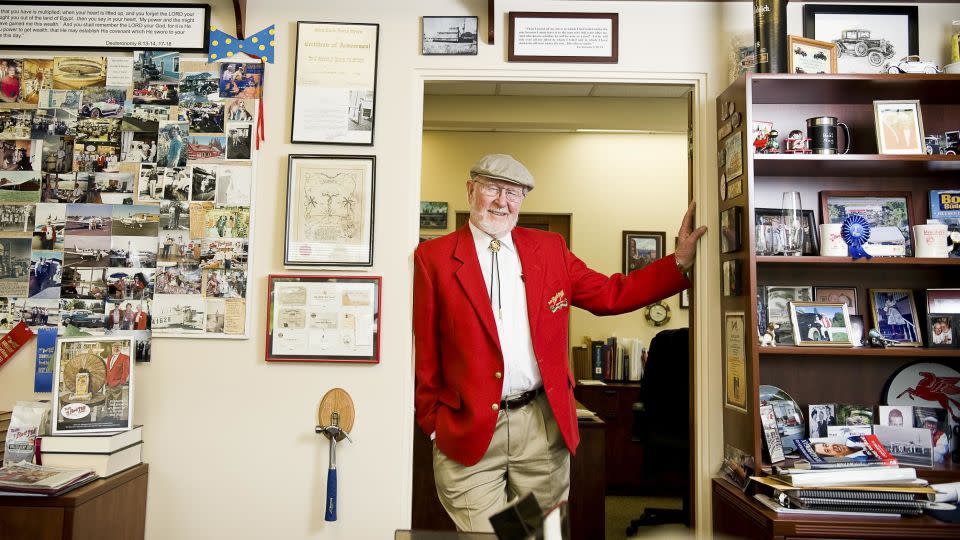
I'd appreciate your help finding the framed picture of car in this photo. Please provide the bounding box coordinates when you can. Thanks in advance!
[787,35,837,74]
[803,4,918,74]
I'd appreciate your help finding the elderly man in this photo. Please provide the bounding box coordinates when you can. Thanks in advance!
[413,154,705,531]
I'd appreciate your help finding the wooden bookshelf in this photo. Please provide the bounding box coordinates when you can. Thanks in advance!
[760,346,960,358]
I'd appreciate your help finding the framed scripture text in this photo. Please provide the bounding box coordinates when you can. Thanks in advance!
[284,155,376,267]
[291,22,379,145]
[508,12,618,63]
[266,275,381,363]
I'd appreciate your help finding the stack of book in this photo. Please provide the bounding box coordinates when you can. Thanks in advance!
[0,410,10,463]
[0,462,97,496]
[755,434,935,516]
[37,426,143,478]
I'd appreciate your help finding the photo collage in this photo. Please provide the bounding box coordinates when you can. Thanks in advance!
[0,53,260,347]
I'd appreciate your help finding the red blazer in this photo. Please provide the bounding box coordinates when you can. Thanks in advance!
[105,353,130,388]
[414,225,690,466]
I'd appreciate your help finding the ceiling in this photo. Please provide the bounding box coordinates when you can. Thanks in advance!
[424,81,692,99]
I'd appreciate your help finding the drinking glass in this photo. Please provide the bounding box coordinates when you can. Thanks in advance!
[780,191,804,256]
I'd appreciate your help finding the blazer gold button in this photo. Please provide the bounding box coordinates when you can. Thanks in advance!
[494,372,502,379]
[491,403,500,411]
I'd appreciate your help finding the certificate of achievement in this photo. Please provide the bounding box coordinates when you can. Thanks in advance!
[724,312,748,413]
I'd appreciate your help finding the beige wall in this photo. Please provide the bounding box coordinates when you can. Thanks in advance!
[420,128,690,348]
[0,1,957,538]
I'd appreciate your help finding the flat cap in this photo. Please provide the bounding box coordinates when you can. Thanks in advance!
[469,154,534,191]
[922,415,939,424]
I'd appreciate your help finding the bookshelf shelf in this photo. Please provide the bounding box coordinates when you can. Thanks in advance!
[757,256,960,268]
[753,154,960,178]
[759,347,960,358]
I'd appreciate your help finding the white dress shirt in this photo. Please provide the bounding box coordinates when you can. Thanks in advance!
[469,222,542,399]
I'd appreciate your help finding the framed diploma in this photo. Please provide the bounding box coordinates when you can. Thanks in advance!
[508,12,618,63]
[291,21,379,145]
[284,155,376,267]
[724,312,747,413]
[266,275,381,363]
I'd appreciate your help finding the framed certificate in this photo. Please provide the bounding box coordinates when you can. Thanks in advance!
[266,275,381,363]
[291,21,379,145]
[284,154,375,267]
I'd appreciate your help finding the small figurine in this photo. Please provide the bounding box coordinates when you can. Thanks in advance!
[867,328,899,348]
[764,130,781,153]
[753,132,769,154]
[784,129,813,154]
[760,323,779,347]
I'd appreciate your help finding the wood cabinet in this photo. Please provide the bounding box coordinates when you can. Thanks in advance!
[0,464,148,540]
[575,382,649,494]
[714,73,960,538]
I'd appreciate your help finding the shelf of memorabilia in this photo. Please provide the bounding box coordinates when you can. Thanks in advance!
[759,346,960,358]
[756,256,960,267]
[749,73,960,105]
[753,154,960,177]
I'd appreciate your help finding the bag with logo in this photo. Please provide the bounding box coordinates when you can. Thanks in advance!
[3,401,50,467]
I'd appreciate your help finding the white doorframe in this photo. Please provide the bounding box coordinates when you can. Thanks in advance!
[405,68,717,537]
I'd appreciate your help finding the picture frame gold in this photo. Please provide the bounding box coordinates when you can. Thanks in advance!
[787,35,838,74]
[869,288,923,346]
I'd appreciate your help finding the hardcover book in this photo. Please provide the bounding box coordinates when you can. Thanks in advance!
[929,189,960,258]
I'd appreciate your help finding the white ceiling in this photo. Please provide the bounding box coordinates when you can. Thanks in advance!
[424,81,692,99]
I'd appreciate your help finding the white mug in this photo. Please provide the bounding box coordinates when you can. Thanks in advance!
[914,224,950,258]
[819,223,846,256]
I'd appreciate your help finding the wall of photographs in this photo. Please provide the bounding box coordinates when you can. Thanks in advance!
[0,52,262,350]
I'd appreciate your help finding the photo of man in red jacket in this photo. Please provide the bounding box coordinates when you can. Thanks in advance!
[413,153,705,531]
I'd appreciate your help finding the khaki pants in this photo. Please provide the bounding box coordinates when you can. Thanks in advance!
[432,392,571,532]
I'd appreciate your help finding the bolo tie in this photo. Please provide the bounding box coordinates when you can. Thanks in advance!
[488,238,502,320]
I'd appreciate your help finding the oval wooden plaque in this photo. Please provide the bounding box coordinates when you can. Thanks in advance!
[317,388,355,440]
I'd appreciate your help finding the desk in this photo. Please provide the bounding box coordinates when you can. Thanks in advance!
[712,478,960,539]
[0,463,148,540]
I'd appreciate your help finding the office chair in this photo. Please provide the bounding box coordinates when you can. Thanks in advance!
[626,327,690,536]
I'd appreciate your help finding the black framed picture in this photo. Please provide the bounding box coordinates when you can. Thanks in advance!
[622,231,665,275]
[803,4,918,74]
[419,201,448,229]
[720,206,742,254]
[291,22,379,145]
[927,314,957,349]
[422,16,479,55]
[754,208,819,256]
[284,155,375,267]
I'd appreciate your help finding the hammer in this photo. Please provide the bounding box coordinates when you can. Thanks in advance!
[316,412,352,522]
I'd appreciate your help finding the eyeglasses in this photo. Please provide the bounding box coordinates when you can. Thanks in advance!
[474,181,525,203]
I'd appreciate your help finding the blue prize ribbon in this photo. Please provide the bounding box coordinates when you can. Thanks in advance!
[841,214,872,260]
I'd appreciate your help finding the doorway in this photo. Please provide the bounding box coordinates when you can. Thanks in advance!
[412,78,700,538]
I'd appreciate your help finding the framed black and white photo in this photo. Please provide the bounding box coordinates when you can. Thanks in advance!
[622,231,664,275]
[874,100,925,155]
[803,4,918,74]
[284,155,375,267]
[291,22,379,145]
[422,16,478,55]
[869,288,922,346]
[419,201,448,229]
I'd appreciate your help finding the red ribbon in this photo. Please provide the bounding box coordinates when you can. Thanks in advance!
[0,321,36,371]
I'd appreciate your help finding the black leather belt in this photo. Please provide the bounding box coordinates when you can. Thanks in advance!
[500,387,543,410]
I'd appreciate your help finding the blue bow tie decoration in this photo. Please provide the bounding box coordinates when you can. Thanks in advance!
[841,214,872,260]
[209,25,275,63]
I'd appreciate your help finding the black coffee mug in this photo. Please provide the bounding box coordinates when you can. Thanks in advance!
[806,116,851,154]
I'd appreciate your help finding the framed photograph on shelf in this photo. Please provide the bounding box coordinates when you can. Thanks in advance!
[803,4,918,74]
[52,336,135,434]
[754,208,819,256]
[763,286,814,344]
[814,286,858,315]
[926,288,960,314]
[622,231,665,275]
[508,12,618,63]
[869,288,922,346]
[422,16,478,55]
[787,35,838,74]
[291,21,379,145]
[266,275,382,363]
[419,201,448,229]
[788,301,853,346]
[284,155,375,267]
[927,314,957,348]
[820,191,914,257]
[874,100,925,155]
